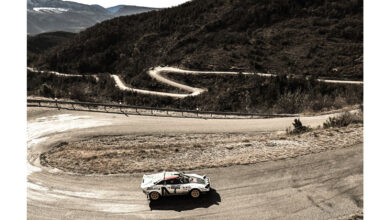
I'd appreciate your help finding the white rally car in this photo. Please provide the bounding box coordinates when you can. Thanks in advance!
[141,171,211,200]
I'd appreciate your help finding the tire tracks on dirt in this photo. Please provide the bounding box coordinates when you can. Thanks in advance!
[27,109,363,219]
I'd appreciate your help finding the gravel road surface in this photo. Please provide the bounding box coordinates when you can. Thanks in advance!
[27,108,362,219]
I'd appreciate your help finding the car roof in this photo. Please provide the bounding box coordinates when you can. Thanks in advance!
[164,176,180,180]
[143,171,182,184]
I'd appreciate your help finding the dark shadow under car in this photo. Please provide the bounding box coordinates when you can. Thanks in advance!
[149,188,221,212]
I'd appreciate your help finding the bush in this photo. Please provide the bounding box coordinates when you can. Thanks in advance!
[38,83,55,98]
[323,111,363,128]
[69,86,87,102]
[287,118,311,135]
[275,90,308,113]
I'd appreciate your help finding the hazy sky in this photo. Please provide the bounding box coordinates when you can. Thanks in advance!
[65,0,191,8]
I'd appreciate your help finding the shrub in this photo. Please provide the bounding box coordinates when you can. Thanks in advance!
[38,83,55,98]
[276,90,308,113]
[287,118,311,135]
[69,86,86,102]
[323,111,363,128]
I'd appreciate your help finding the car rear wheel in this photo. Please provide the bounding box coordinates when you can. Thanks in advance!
[190,189,201,199]
[149,191,160,201]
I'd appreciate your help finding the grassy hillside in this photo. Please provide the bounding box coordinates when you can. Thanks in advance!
[29,0,363,80]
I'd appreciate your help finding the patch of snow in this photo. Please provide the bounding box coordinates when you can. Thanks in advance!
[33,7,69,14]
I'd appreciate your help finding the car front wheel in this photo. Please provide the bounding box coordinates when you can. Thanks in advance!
[190,189,201,199]
[149,191,160,201]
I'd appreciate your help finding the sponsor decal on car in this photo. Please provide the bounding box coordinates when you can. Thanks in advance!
[147,187,160,190]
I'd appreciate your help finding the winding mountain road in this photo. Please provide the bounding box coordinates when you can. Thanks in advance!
[28,66,363,99]
[27,108,363,219]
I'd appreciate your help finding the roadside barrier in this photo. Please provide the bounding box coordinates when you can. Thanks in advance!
[27,99,298,119]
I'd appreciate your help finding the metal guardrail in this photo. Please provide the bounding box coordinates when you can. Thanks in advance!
[27,99,298,119]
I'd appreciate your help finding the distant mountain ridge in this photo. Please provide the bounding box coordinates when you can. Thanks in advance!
[27,0,159,35]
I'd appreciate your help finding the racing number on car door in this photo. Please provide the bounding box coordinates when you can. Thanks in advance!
[162,187,170,196]
[165,178,182,194]
[170,185,180,194]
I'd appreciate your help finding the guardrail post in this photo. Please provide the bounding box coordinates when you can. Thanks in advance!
[167,110,169,115]
[38,101,41,107]
[55,99,60,110]
[151,109,153,115]
[135,108,138,114]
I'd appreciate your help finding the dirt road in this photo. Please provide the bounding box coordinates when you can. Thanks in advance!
[27,108,362,219]
[28,66,363,99]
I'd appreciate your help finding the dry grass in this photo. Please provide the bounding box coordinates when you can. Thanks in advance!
[41,124,363,175]
[329,211,363,220]
[323,111,363,128]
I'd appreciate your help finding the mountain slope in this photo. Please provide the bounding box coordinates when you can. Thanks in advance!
[27,0,158,35]
[30,0,363,80]
[27,31,76,64]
